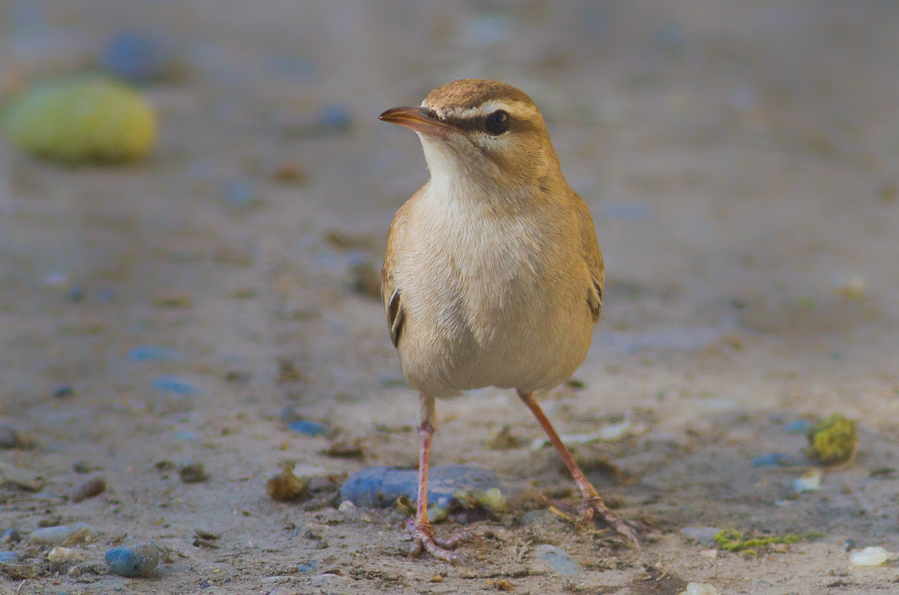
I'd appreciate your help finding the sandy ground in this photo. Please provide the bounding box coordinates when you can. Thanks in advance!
[1,1,899,593]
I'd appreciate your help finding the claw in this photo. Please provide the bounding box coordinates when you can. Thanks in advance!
[579,495,641,548]
[407,520,474,565]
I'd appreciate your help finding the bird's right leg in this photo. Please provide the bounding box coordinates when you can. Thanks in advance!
[407,394,472,564]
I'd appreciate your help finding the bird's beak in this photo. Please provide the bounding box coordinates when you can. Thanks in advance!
[379,107,455,137]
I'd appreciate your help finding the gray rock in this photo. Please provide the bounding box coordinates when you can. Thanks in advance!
[680,526,721,547]
[534,544,583,576]
[0,423,20,448]
[0,551,20,564]
[0,529,20,544]
[339,465,501,508]
[30,523,96,545]
[105,544,160,577]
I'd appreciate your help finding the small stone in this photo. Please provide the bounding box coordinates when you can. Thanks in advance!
[73,460,92,474]
[152,376,200,395]
[223,180,257,210]
[338,500,357,513]
[309,573,349,589]
[699,549,717,558]
[178,462,207,483]
[53,385,75,399]
[287,420,326,437]
[126,345,186,362]
[680,527,722,547]
[266,463,310,502]
[0,551,20,564]
[30,523,97,545]
[1,529,20,544]
[101,32,183,82]
[520,509,556,527]
[48,546,86,563]
[340,465,502,508]
[324,438,364,459]
[0,462,42,490]
[843,538,856,552]
[0,423,20,449]
[679,583,719,595]
[105,543,160,577]
[849,546,890,567]
[71,477,106,503]
[793,469,822,493]
[533,544,582,576]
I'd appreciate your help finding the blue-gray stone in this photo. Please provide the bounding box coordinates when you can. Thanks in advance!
[0,551,19,564]
[152,376,199,395]
[0,423,19,449]
[1,529,20,543]
[752,453,792,468]
[340,465,500,509]
[105,544,160,577]
[101,32,181,82]
[287,421,326,437]
[534,544,582,576]
[127,345,186,362]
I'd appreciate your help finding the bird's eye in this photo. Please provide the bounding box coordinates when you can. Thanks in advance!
[425,109,439,120]
[484,110,509,135]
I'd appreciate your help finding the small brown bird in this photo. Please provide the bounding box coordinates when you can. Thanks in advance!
[380,79,637,564]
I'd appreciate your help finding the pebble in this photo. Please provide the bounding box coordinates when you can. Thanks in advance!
[1,529,20,544]
[0,423,20,449]
[793,469,822,493]
[679,583,719,595]
[48,546,86,563]
[53,385,75,399]
[752,453,800,468]
[101,32,183,82]
[30,523,96,545]
[72,460,92,474]
[2,76,157,162]
[533,544,583,576]
[105,543,160,577]
[0,551,20,564]
[223,180,258,210]
[849,546,890,567]
[153,376,200,395]
[126,345,186,362]
[287,420,327,437]
[70,477,106,503]
[309,573,349,590]
[843,538,856,552]
[178,461,207,483]
[681,527,722,547]
[339,465,501,508]
[520,509,556,527]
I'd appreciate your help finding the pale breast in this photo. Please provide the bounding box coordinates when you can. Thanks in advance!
[394,194,594,397]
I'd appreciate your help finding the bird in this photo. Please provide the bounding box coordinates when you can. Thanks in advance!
[379,79,638,564]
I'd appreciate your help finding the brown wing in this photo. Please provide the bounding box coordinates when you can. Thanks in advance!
[381,194,418,348]
[574,194,604,324]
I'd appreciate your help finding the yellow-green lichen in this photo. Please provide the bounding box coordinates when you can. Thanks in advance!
[2,76,156,162]
[714,529,824,555]
[804,414,857,464]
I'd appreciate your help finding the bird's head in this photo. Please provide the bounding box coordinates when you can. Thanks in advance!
[380,79,561,197]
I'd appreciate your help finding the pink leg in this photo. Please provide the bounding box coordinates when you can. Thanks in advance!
[519,392,640,546]
[407,420,472,564]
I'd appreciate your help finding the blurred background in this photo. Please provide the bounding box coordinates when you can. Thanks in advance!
[1,0,898,591]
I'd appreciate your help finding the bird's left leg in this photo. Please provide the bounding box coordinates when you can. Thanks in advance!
[519,391,640,546]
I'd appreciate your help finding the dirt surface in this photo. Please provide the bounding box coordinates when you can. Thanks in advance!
[2,1,899,594]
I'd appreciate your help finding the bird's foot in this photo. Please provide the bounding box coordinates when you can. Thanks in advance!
[406,519,474,565]
[578,494,641,548]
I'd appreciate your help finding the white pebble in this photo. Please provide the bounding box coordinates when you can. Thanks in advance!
[850,546,890,566]
[680,583,719,595]
[338,500,357,512]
